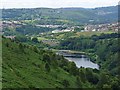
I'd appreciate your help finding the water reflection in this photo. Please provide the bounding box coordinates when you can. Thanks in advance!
[65,57,99,69]
[57,50,99,69]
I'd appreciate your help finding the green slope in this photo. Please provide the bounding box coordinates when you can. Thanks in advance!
[3,38,91,88]
[2,36,120,89]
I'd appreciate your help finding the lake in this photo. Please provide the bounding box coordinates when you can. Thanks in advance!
[57,50,99,69]
[65,57,99,69]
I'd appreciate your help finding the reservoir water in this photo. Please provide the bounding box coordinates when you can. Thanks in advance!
[57,50,99,69]
[65,57,99,69]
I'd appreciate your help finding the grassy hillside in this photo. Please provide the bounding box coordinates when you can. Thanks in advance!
[2,37,94,88]
[2,35,120,89]
[2,38,72,88]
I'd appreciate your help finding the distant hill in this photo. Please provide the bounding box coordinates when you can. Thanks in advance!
[2,5,118,24]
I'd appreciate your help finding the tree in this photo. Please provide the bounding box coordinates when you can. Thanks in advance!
[15,36,28,42]
[32,37,39,43]
[69,62,78,76]
[5,42,9,47]
[85,68,99,84]
[45,63,50,72]
[33,46,39,53]
[51,53,58,68]
[19,43,24,53]
[97,72,110,88]
[42,53,51,63]
[76,76,82,88]
[79,68,87,83]
[62,79,70,88]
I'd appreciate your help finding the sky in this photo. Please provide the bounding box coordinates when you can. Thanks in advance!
[0,0,119,9]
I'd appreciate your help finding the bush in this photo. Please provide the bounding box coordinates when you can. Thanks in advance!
[42,53,51,63]
[45,63,50,72]
[62,79,70,88]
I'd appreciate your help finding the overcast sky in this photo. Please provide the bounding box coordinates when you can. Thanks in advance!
[1,0,119,9]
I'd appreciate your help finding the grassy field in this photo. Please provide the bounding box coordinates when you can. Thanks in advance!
[37,37,48,41]
[76,31,115,37]
[50,31,115,40]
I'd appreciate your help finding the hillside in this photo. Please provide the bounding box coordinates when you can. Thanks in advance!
[2,38,75,88]
[2,35,120,89]
[2,37,93,88]
[2,5,118,24]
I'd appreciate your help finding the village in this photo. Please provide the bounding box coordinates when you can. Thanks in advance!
[1,20,118,47]
[2,20,119,34]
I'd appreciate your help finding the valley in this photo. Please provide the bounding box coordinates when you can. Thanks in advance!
[1,5,120,89]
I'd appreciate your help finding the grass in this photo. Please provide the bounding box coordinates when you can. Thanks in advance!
[2,38,79,88]
[37,37,48,41]
[76,31,115,37]
[41,31,115,41]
